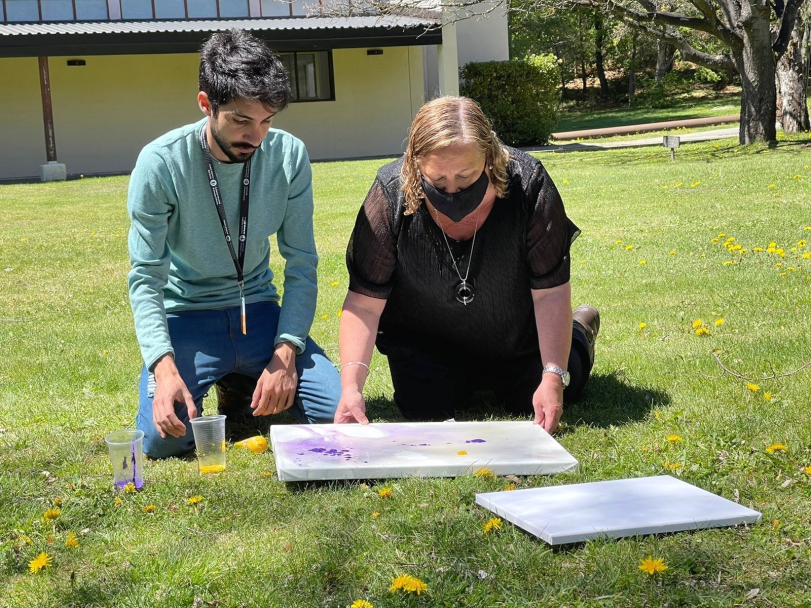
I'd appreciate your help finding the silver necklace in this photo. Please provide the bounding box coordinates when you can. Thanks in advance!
[434,205,481,305]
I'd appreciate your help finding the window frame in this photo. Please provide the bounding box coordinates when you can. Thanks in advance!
[281,49,335,104]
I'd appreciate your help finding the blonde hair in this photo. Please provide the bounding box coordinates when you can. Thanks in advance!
[401,96,510,215]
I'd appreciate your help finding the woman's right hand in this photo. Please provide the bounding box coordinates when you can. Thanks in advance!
[334,388,369,424]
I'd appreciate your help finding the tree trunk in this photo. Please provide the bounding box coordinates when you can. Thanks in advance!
[581,59,588,91]
[776,14,810,132]
[594,13,610,99]
[735,4,778,144]
[655,40,675,81]
[628,34,637,106]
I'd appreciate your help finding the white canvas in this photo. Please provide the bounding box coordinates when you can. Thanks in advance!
[269,421,579,481]
[475,475,762,545]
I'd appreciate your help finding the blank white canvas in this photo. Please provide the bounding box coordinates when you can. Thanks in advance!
[476,475,762,545]
[270,421,578,481]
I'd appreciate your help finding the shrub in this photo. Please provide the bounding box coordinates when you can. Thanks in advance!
[460,54,560,146]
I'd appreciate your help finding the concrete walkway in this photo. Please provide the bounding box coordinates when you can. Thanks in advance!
[526,126,740,153]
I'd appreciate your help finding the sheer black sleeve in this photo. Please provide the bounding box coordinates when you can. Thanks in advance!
[526,162,580,290]
[346,179,398,299]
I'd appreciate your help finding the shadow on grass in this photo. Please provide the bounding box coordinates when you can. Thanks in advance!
[561,370,669,431]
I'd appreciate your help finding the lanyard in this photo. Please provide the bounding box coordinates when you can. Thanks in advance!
[199,126,252,334]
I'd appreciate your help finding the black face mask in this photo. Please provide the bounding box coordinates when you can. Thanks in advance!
[421,166,489,222]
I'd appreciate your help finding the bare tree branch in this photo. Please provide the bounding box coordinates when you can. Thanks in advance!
[774,0,807,55]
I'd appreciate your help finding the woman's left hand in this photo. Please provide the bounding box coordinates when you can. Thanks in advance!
[532,374,564,434]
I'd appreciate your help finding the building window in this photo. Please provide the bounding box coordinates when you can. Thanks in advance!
[5,0,40,21]
[120,0,152,18]
[119,0,248,19]
[280,51,334,103]
[76,0,107,18]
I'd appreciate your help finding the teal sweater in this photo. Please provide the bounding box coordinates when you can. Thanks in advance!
[127,118,318,370]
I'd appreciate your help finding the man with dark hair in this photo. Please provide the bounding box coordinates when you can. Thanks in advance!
[128,29,340,458]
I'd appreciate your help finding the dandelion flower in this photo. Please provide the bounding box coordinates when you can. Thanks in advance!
[389,574,428,595]
[666,435,683,443]
[754,247,763,252]
[718,233,725,238]
[562,179,569,184]
[799,240,807,247]
[483,517,503,533]
[638,556,668,575]
[114,497,124,507]
[766,444,788,453]
[669,250,676,255]
[372,511,380,519]
[52,498,62,507]
[625,245,633,251]
[321,314,329,319]
[695,326,710,337]
[690,181,701,188]
[746,383,760,392]
[638,322,647,329]
[187,495,204,505]
[331,280,339,286]
[664,461,682,470]
[351,601,374,608]
[144,505,156,513]
[43,508,61,521]
[65,531,79,549]
[378,487,393,498]
[124,483,136,494]
[692,319,703,329]
[504,484,516,491]
[475,469,496,479]
[803,253,811,259]
[337,310,343,317]
[261,471,273,477]
[28,552,52,574]
[764,392,772,402]
[639,260,647,265]
[804,466,811,475]
[714,318,725,327]
[769,184,776,188]
[616,239,623,244]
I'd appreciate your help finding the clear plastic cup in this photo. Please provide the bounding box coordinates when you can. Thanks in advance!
[190,415,226,474]
[105,429,145,490]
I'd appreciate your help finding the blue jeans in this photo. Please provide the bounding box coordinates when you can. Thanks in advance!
[136,301,340,458]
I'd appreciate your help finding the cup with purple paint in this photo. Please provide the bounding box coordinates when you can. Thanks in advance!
[104,429,145,490]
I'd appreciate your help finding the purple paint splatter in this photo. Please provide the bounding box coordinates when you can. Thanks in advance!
[465,439,486,444]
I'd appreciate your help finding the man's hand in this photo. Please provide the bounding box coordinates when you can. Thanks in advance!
[152,354,197,439]
[334,388,369,424]
[251,342,298,416]
[532,373,564,434]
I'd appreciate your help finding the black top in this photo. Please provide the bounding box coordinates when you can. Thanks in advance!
[346,147,579,361]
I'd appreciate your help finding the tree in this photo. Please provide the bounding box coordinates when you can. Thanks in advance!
[776,9,810,131]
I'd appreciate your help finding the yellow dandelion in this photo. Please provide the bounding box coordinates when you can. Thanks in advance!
[475,469,496,480]
[695,326,710,337]
[746,383,760,392]
[718,233,725,237]
[28,552,52,574]
[351,601,374,608]
[793,174,801,179]
[764,392,772,402]
[798,240,806,247]
[669,250,676,255]
[337,310,343,317]
[711,238,719,243]
[562,179,569,184]
[666,435,683,443]
[331,280,339,286]
[65,531,79,549]
[321,314,329,319]
[483,517,503,533]
[769,184,776,188]
[616,239,623,244]
[639,556,668,575]
[664,461,682,470]
[639,260,647,265]
[378,487,393,499]
[372,511,380,519]
[803,253,811,259]
[754,247,763,252]
[504,483,516,491]
[804,466,811,475]
[625,245,633,250]
[765,444,788,454]
[114,497,124,507]
[638,322,647,329]
[124,483,136,494]
[692,319,703,329]
[143,505,156,513]
[457,450,468,456]
[690,181,701,188]
[714,318,725,326]
[21,237,28,242]
[187,495,204,505]
[261,471,273,477]
[52,497,62,507]
[43,508,61,521]
[389,574,428,595]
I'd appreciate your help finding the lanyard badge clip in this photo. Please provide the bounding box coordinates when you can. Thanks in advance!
[239,281,247,335]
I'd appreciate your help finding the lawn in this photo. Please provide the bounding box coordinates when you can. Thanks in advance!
[2,136,811,607]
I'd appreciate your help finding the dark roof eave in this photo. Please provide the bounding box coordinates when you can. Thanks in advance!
[0,25,442,57]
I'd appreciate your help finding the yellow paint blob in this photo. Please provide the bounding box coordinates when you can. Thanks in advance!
[199,465,226,474]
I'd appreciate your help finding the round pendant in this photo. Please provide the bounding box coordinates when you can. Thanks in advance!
[455,280,475,305]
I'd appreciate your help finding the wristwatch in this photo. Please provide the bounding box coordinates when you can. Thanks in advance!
[542,365,570,388]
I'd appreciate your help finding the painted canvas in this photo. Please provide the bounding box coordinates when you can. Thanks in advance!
[270,421,579,481]
[476,475,762,545]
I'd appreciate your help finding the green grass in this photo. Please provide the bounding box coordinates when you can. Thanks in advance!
[556,95,742,133]
[2,135,811,607]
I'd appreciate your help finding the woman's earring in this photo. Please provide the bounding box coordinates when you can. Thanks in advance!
[489,165,493,170]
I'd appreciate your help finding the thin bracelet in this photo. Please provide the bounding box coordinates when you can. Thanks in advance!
[341,361,370,373]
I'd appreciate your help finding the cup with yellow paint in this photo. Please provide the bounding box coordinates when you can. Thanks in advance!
[189,415,226,474]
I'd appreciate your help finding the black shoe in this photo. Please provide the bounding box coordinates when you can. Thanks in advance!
[572,305,600,369]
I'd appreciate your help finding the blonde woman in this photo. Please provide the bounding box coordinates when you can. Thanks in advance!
[336,96,599,433]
